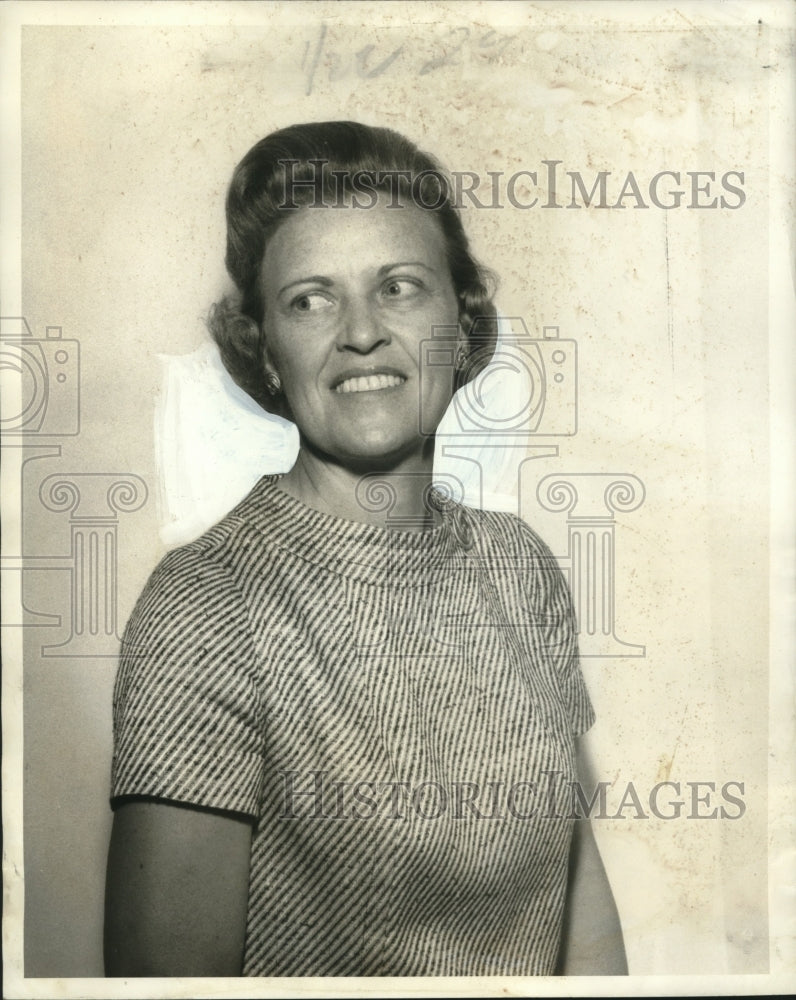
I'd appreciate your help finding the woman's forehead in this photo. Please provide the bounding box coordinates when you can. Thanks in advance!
[261,199,449,286]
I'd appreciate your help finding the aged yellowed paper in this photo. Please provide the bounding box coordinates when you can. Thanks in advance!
[2,0,794,996]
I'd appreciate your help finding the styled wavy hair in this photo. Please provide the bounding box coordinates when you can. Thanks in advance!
[208,120,498,413]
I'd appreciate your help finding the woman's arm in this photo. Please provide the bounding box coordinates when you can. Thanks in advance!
[104,799,253,976]
[557,744,628,975]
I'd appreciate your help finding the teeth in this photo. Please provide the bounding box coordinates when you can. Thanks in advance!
[335,374,406,394]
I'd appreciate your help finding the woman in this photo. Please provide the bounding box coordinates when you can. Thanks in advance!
[104,121,627,977]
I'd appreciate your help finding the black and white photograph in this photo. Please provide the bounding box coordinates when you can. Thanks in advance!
[2,1,794,995]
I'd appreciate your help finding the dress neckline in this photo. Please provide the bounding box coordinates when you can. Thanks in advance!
[232,474,473,587]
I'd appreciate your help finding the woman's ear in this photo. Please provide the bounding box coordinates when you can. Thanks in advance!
[260,333,283,398]
[453,326,470,377]
[261,339,275,375]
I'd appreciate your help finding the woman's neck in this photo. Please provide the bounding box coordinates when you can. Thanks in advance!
[277,446,441,532]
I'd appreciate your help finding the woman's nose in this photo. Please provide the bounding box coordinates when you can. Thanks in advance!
[337,295,390,353]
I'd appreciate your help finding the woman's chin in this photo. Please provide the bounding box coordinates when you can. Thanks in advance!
[313,432,433,473]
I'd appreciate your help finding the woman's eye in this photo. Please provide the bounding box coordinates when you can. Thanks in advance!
[382,278,421,300]
[291,291,332,313]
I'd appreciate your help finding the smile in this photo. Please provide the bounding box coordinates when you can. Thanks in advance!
[334,374,407,394]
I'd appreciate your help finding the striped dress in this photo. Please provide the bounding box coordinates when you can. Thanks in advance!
[111,475,594,976]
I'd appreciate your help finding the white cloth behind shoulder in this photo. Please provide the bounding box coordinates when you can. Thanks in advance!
[156,344,299,545]
[156,315,529,545]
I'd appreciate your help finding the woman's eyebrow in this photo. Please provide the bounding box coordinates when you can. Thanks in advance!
[377,261,436,276]
[277,275,334,297]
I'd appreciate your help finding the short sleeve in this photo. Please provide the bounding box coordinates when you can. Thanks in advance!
[111,542,266,817]
[508,516,595,737]
[542,554,595,737]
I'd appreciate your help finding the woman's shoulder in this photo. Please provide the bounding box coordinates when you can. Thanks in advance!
[129,478,282,622]
[466,506,569,600]
[157,476,282,572]
[467,505,557,561]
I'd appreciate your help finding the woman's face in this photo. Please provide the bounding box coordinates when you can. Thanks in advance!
[260,196,461,470]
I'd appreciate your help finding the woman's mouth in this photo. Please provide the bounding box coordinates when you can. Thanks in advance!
[334,373,406,394]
